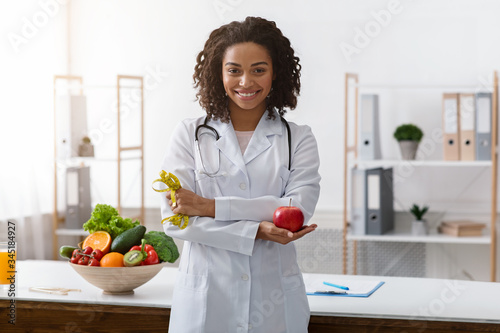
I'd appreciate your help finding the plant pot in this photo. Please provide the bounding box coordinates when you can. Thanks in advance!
[412,219,428,236]
[78,143,94,157]
[398,140,419,160]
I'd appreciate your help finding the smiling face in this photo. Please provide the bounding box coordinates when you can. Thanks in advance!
[222,42,274,120]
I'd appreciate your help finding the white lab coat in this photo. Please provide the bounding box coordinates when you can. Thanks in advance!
[160,109,321,333]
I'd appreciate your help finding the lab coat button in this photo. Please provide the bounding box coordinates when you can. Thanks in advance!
[248,324,253,329]
[241,274,249,281]
[239,183,246,190]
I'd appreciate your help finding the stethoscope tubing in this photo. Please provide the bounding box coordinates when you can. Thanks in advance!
[195,116,292,174]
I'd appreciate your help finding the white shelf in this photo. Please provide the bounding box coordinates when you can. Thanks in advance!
[55,228,88,237]
[353,83,492,90]
[355,160,492,168]
[55,156,141,164]
[55,84,141,90]
[347,230,491,245]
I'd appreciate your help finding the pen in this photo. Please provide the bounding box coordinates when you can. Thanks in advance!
[313,290,347,295]
[323,281,349,290]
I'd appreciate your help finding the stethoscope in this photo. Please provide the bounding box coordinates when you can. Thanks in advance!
[195,116,291,177]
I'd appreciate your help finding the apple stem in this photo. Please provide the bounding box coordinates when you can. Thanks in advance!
[289,198,292,207]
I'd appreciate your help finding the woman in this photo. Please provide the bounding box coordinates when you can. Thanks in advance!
[160,16,321,333]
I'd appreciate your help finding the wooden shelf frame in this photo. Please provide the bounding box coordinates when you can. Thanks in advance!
[116,75,145,223]
[52,75,145,260]
[342,71,499,281]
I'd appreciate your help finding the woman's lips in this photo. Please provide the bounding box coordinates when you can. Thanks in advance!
[235,90,261,100]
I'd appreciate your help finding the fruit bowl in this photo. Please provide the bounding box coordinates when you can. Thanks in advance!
[69,262,166,295]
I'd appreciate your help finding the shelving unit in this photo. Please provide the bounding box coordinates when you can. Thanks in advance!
[342,72,499,281]
[52,75,145,259]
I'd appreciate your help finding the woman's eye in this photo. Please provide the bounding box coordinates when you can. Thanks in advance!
[228,69,239,74]
[254,68,266,74]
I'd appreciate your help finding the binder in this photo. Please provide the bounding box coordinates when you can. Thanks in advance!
[56,95,89,158]
[350,168,367,235]
[65,166,92,229]
[475,92,492,160]
[442,93,460,160]
[359,94,382,160]
[350,167,394,235]
[459,93,476,161]
[366,167,394,235]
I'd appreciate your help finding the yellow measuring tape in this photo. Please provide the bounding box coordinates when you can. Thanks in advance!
[152,170,189,229]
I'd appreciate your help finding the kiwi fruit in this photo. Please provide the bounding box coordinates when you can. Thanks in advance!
[123,250,144,267]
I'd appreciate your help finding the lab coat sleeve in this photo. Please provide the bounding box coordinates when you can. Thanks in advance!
[215,125,321,225]
[159,120,259,256]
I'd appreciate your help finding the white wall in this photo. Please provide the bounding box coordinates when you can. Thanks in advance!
[2,0,500,278]
[62,0,500,281]
[64,0,500,214]
[0,0,67,218]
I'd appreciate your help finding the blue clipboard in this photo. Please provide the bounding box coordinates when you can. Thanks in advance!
[307,281,385,297]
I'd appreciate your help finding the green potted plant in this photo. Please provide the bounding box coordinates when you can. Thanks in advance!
[410,204,429,236]
[393,123,423,160]
[78,136,94,157]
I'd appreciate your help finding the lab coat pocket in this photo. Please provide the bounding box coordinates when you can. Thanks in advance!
[170,271,208,333]
[281,271,304,292]
[195,171,216,198]
[282,274,310,333]
[279,166,291,197]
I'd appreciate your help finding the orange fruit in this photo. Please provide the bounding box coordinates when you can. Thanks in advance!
[100,252,125,267]
[83,231,112,254]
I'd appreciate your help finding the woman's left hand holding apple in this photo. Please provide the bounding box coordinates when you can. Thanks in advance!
[256,221,317,245]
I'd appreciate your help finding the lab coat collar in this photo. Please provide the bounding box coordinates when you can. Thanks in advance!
[243,110,283,166]
[211,109,284,176]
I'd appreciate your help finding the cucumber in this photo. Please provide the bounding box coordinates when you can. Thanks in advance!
[110,225,147,254]
[59,245,79,259]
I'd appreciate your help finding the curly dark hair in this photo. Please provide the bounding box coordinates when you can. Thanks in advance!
[193,16,301,123]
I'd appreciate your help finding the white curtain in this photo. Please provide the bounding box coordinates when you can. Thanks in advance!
[0,1,68,259]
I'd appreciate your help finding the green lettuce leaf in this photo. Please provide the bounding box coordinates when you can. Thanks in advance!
[83,204,140,239]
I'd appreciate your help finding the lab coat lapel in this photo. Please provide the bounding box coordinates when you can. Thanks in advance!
[213,121,247,175]
[243,112,282,166]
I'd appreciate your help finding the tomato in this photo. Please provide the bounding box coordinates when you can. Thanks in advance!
[71,249,82,264]
[78,255,90,265]
[82,246,93,255]
[91,249,104,261]
[88,258,100,266]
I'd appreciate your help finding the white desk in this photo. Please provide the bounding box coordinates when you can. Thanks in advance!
[1,260,500,332]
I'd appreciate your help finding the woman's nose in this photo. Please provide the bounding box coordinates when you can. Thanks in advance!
[239,74,252,87]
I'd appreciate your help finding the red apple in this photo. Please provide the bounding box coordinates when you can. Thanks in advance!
[273,199,304,232]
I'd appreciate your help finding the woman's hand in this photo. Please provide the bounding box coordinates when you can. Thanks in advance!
[167,188,215,218]
[255,221,317,245]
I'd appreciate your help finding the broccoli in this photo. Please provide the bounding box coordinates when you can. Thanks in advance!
[143,231,179,263]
